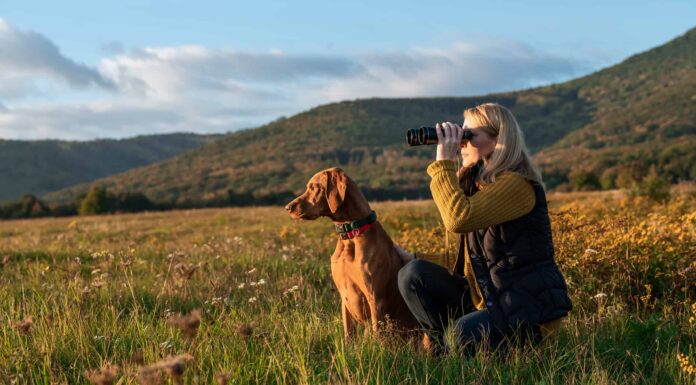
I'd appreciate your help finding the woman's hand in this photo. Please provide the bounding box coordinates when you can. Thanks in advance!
[435,122,464,162]
[394,244,415,264]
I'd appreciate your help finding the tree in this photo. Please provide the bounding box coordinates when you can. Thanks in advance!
[79,185,110,215]
[630,165,671,202]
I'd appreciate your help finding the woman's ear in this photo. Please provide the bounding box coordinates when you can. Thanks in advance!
[325,168,348,213]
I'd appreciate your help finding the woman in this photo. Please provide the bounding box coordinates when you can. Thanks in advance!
[394,103,572,356]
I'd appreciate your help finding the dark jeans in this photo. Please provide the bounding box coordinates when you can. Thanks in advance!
[398,258,531,355]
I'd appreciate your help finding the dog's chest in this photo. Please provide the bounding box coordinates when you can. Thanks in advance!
[331,243,371,322]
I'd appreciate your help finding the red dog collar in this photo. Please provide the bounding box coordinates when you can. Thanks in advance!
[340,222,375,240]
[335,211,377,240]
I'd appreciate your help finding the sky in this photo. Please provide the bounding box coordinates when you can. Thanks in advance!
[0,0,694,140]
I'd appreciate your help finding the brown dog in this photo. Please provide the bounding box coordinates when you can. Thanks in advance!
[285,167,420,342]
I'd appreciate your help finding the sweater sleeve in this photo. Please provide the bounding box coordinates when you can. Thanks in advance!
[427,160,536,233]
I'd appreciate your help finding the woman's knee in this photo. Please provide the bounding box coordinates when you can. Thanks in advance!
[397,258,430,294]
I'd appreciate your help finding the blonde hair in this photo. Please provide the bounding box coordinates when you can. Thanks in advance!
[458,103,544,189]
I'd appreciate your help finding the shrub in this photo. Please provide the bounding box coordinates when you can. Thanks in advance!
[79,185,110,215]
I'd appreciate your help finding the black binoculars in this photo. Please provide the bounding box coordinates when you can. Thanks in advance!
[406,126,473,146]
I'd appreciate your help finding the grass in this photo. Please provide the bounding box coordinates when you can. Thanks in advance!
[0,188,695,384]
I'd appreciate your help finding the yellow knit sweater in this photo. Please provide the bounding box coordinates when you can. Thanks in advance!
[415,159,562,338]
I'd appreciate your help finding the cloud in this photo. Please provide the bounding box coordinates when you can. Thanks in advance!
[98,46,365,99]
[0,18,113,99]
[320,39,586,100]
[0,19,596,140]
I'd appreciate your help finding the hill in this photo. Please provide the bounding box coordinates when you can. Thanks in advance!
[45,27,696,205]
[0,133,220,202]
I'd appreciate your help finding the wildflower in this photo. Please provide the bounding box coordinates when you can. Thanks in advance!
[282,254,289,261]
[151,354,194,385]
[168,309,202,340]
[284,285,300,294]
[158,340,174,350]
[209,297,223,306]
[593,293,607,300]
[257,279,266,285]
[246,267,256,275]
[677,352,695,376]
[14,316,33,335]
[174,263,199,280]
[215,372,230,385]
[129,350,145,365]
[83,364,119,385]
[135,366,163,385]
[248,297,257,303]
[249,281,256,286]
[236,323,254,339]
[237,283,246,289]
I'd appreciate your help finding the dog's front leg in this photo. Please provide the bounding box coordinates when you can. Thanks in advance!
[341,300,357,343]
[368,298,387,335]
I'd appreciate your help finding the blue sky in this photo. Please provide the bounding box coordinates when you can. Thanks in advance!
[0,0,694,140]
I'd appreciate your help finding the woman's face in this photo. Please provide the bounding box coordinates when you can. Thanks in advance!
[460,118,498,164]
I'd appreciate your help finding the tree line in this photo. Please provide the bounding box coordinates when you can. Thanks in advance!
[1,165,678,221]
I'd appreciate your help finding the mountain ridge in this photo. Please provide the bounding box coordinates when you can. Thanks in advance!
[0,133,221,202]
[43,26,696,205]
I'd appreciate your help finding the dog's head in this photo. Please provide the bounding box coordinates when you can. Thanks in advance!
[285,167,349,221]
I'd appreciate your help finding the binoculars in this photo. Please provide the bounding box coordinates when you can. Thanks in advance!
[406,126,474,146]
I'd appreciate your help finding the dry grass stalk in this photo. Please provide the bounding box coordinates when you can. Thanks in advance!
[83,364,119,385]
[168,309,202,339]
[14,316,33,335]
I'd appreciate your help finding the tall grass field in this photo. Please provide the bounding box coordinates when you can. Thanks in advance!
[1,187,695,384]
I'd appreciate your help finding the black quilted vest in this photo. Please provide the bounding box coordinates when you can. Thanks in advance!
[455,164,573,333]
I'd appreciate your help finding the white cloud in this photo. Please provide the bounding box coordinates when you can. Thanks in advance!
[0,19,595,140]
[0,18,113,99]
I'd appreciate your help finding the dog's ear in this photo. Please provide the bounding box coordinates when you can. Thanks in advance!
[325,168,348,213]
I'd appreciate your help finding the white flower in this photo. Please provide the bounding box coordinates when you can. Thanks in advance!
[159,340,174,349]
[250,281,257,286]
[238,283,246,289]
[257,279,266,285]
[248,297,257,303]
[282,254,289,261]
[247,267,256,275]
[594,293,607,300]
[284,285,300,294]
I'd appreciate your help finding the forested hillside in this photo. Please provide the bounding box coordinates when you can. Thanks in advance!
[45,27,695,206]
